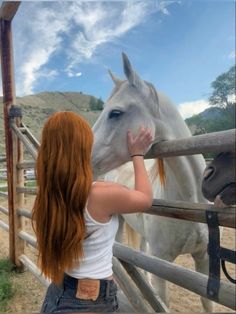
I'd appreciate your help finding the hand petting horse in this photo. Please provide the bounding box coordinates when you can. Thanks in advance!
[202,152,236,206]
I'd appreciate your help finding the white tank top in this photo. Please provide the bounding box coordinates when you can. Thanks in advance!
[66,206,119,279]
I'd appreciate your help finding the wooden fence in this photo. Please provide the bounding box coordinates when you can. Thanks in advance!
[0,2,235,313]
[0,122,235,312]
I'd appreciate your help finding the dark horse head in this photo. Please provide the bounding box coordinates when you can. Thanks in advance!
[202,152,236,206]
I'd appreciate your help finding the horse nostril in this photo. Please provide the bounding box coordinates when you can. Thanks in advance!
[203,166,215,180]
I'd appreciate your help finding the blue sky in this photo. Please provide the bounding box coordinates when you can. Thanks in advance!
[0,0,235,118]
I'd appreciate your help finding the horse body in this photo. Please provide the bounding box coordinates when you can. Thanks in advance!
[92,53,212,311]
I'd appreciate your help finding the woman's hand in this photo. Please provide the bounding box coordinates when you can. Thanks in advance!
[127,126,153,157]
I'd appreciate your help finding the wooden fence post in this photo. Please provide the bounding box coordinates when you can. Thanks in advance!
[0,2,24,267]
[11,111,25,268]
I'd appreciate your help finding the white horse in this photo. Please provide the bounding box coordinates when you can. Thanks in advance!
[92,53,212,311]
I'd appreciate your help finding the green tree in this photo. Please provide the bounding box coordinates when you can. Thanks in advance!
[89,96,98,111]
[96,97,104,110]
[209,65,235,108]
[89,96,104,111]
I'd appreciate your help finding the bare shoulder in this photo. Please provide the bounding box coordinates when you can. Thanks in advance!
[87,181,126,221]
[89,180,151,215]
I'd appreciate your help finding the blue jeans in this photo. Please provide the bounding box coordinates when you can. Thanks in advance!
[40,274,119,313]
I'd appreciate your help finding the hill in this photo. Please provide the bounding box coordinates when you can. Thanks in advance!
[0,92,235,155]
[0,92,101,155]
[185,104,236,135]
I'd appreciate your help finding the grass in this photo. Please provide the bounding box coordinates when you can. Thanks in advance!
[0,258,15,311]
[25,180,36,188]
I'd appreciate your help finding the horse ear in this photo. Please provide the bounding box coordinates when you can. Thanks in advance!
[122,52,145,89]
[108,69,123,86]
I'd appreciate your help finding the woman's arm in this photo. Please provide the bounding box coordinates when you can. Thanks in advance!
[89,127,153,217]
[128,126,153,205]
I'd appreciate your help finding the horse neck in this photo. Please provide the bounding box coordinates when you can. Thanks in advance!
[154,93,207,203]
[162,155,206,202]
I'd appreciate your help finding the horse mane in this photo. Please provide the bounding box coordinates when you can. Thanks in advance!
[150,159,166,186]
[145,82,166,186]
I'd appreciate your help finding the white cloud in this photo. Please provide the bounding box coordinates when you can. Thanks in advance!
[13,2,71,95]
[2,1,177,96]
[39,69,58,78]
[67,70,82,78]
[178,99,210,119]
[228,94,236,103]
[156,1,170,15]
[228,50,236,59]
[64,2,161,74]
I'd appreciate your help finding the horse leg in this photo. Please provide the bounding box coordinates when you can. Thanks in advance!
[125,222,140,249]
[129,232,169,307]
[139,237,152,280]
[116,216,141,249]
[146,246,173,307]
[192,251,214,312]
[150,273,169,307]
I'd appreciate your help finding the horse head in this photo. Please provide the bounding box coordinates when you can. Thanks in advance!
[92,53,175,176]
[202,152,236,206]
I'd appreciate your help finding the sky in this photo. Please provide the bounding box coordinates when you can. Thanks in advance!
[0,0,235,118]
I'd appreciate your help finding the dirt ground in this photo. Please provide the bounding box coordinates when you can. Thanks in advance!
[0,196,235,313]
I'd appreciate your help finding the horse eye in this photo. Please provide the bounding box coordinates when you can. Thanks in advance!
[108,110,124,119]
[203,166,215,180]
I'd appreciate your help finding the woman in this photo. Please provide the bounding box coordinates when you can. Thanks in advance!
[32,111,153,313]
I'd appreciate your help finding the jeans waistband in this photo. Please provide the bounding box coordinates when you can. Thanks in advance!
[63,273,116,298]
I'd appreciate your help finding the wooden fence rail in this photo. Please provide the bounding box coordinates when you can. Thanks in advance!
[0,191,8,197]
[16,187,36,195]
[10,124,236,161]
[113,242,236,310]
[113,257,154,312]
[117,258,168,312]
[2,198,235,229]
[20,122,40,149]
[17,208,31,219]
[149,199,236,229]
[19,254,50,287]
[17,161,35,169]
[0,220,9,232]
[18,230,36,248]
[146,129,235,158]
[11,123,37,159]
[0,205,8,215]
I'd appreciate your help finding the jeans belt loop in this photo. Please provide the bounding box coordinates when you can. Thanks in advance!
[105,280,110,297]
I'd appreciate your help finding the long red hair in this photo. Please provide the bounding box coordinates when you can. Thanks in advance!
[32,111,93,284]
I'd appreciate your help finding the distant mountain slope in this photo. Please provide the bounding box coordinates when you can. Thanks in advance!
[0,92,101,154]
[185,104,236,135]
[0,92,235,155]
